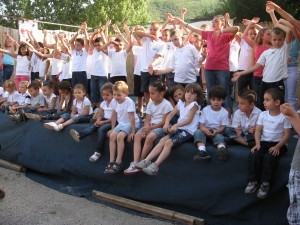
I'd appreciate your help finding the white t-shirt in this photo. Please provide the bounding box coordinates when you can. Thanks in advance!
[0,87,4,100]
[111,97,140,126]
[257,42,289,82]
[60,53,72,80]
[38,58,49,79]
[86,54,93,79]
[199,105,229,130]
[146,99,173,124]
[44,93,56,108]
[257,111,291,142]
[16,55,30,76]
[169,44,200,84]
[30,93,45,106]
[51,57,63,76]
[30,52,39,73]
[73,96,93,115]
[132,46,143,76]
[17,92,31,106]
[100,99,114,119]
[177,100,201,135]
[238,39,254,70]
[229,40,241,72]
[140,37,165,72]
[108,49,127,77]
[71,49,88,72]
[161,41,176,70]
[7,91,21,103]
[232,106,261,135]
[90,48,109,77]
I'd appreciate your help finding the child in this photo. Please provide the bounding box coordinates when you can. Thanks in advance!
[224,90,262,147]
[25,83,45,113]
[245,88,291,199]
[193,85,229,161]
[0,80,20,112]
[8,81,30,114]
[104,81,140,174]
[124,81,173,174]
[135,83,203,176]
[69,82,114,162]
[44,84,93,131]
[280,103,300,225]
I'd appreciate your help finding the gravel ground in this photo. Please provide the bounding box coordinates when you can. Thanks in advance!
[0,167,176,225]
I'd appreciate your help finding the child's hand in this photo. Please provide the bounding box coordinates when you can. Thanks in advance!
[169,124,177,134]
[127,133,135,142]
[153,70,163,75]
[235,126,242,136]
[112,24,121,34]
[251,17,260,24]
[224,12,230,22]
[231,72,242,82]
[251,144,260,153]
[269,146,280,156]
[107,130,112,137]
[163,123,170,133]
[181,8,187,15]
[266,1,280,11]
[81,22,87,30]
[280,103,298,118]
[105,20,111,27]
[94,120,103,127]
[203,128,213,136]
[248,125,255,134]
[142,126,150,136]
[148,64,154,75]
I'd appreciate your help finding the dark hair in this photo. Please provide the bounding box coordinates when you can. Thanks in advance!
[166,84,185,103]
[58,81,72,92]
[264,87,284,104]
[31,79,43,88]
[114,37,122,43]
[182,83,204,105]
[255,27,270,45]
[74,84,86,92]
[38,42,44,48]
[149,80,166,93]
[18,44,29,56]
[43,81,53,89]
[28,83,40,90]
[208,85,226,100]
[162,29,170,34]
[75,38,84,46]
[101,82,113,94]
[94,37,102,43]
[271,27,286,39]
[238,90,256,104]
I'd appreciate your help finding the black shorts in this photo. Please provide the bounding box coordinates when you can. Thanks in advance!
[134,75,144,97]
[109,76,127,84]
[141,71,161,93]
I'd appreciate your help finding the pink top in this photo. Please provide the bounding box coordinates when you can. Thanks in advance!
[202,31,233,71]
[253,45,270,78]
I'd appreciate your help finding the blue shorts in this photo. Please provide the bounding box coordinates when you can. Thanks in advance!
[113,124,134,134]
[138,127,166,138]
[169,129,193,147]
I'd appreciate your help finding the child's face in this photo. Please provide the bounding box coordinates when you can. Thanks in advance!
[212,17,224,31]
[238,97,253,113]
[94,41,103,51]
[171,35,183,48]
[102,90,113,102]
[58,89,69,98]
[74,88,85,100]
[41,86,52,97]
[263,93,279,111]
[28,88,39,97]
[114,41,123,52]
[248,29,257,40]
[19,85,27,94]
[150,24,160,37]
[184,91,198,103]
[210,97,224,110]
[262,30,271,42]
[161,31,170,42]
[113,90,127,104]
[173,89,183,103]
[149,86,164,103]
[4,85,12,93]
[20,47,28,56]
[271,33,285,48]
[75,41,83,51]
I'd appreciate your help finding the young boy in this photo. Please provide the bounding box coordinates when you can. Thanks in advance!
[245,88,291,199]
[232,22,291,104]
[155,29,206,87]
[193,85,229,161]
[104,81,140,174]
[8,81,30,114]
[69,82,114,162]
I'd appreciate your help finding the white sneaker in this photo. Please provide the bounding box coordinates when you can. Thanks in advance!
[89,152,101,162]
[44,122,56,130]
[54,124,63,132]
[135,159,151,169]
[124,162,140,175]
[70,129,80,142]
[142,163,159,176]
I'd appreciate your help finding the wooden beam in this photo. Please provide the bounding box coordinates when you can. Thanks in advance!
[0,159,26,172]
[92,190,204,225]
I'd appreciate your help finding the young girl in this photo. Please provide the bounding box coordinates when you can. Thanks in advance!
[135,83,203,175]
[0,43,32,90]
[8,81,30,114]
[44,84,93,131]
[165,84,185,124]
[1,80,20,112]
[224,90,262,147]
[69,82,114,162]
[124,81,173,175]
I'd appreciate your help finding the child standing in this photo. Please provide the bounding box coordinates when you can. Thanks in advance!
[124,81,173,174]
[245,88,291,199]
[135,83,203,176]
[69,82,114,162]
[224,90,261,147]
[44,84,93,131]
[193,85,229,161]
[104,81,140,174]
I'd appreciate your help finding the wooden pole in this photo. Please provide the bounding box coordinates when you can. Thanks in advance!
[92,190,204,225]
[0,159,26,172]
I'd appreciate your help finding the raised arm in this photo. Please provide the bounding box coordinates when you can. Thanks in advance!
[168,13,203,36]
[242,18,260,48]
[0,48,17,58]
[69,29,79,51]
[276,19,293,44]
[105,19,111,40]
[112,24,129,46]
[43,30,55,49]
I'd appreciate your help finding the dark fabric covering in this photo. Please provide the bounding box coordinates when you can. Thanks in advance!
[0,113,296,225]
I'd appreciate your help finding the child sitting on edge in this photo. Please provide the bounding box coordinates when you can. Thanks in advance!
[193,85,229,161]
[245,88,291,199]
[1,80,20,112]
[69,82,114,162]
[44,84,93,131]
[124,81,173,175]
[8,81,30,114]
[224,90,262,148]
[135,83,203,176]
[104,81,140,174]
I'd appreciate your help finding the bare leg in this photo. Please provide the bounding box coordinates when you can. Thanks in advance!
[137,96,143,114]
[234,136,248,146]
[140,132,158,159]
[109,131,118,162]
[115,131,127,163]
[133,132,143,162]
[145,136,169,162]
[155,139,174,166]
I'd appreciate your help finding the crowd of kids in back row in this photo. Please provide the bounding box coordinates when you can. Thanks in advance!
[0,1,300,223]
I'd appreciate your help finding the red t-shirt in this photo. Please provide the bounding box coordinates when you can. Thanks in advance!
[202,31,233,71]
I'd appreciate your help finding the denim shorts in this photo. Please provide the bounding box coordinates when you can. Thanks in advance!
[113,124,133,134]
[287,168,300,225]
[169,129,193,147]
[138,127,166,138]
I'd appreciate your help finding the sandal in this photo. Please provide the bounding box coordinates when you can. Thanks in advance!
[104,162,115,173]
[110,162,123,174]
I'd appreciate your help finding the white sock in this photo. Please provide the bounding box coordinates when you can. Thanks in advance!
[198,146,206,151]
[217,143,226,149]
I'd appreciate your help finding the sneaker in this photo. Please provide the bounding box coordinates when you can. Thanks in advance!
[44,122,57,130]
[25,113,41,120]
[124,162,140,175]
[135,159,151,169]
[245,181,259,193]
[8,113,19,122]
[217,147,228,161]
[257,182,270,199]
[54,124,63,132]
[89,152,101,162]
[143,163,159,176]
[193,150,211,161]
[70,129,80,142]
